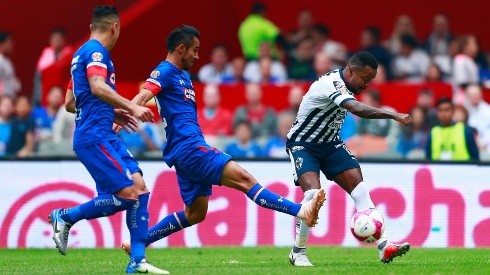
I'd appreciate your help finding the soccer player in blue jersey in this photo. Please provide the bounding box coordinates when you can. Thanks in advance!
[286,51,412,266]
[121,25,326,254]
[47,6,168,274]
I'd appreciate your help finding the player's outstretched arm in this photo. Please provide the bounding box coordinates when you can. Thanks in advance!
[88,75,154,122]
[132,88,155,106]
[342,100,412,125]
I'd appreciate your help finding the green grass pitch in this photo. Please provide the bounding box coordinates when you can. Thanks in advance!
[1,246,489,274]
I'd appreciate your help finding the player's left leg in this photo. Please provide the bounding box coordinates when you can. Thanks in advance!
[333,168,410,263]
[220,160,325,227]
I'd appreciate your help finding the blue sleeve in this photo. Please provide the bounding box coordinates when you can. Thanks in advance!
[465,127,480,160]
[425,132,432,159]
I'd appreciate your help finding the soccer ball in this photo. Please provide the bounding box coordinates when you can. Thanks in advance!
[350,209,384,243]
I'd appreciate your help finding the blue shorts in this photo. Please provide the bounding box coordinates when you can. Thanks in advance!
[75,139,141,195]
[174,143,232,206]
[286,140,360,184]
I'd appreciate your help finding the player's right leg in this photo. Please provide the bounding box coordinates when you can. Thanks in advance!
[333,168,410,263]
[48,141,139,255]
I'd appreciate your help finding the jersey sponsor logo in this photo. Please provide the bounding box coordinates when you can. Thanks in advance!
[328,109,347,129]
[150,70,160,78]
[91,52,103,62]
[333,80,350,95]
[184,88,196,102]
[110,72,116,85]
[291,145,304,153]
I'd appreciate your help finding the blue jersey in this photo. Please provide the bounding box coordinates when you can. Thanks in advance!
[70,39,117,149]
[142,61,205,167]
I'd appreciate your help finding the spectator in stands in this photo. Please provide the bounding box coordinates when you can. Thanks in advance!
[243,42,287,83]
[452,35,480,104]
[0,31,21,98]
[392,34,431,83]
[31,86,63,143]
[357,89,399,138]
[372,64,388,84]
[50,84,76,154]
[323,39,348,69]
[424,63,444,82]
[313,51,333,78]
[263,112,294,158]
[7,96,35,157]
[385,15,416,55]
[0,95,14,157]
[197,84,232,137]
[33,28,73,106]
[197,44,233,84]
[416,88,438,128]
[222,57,247,84]
[118,122,162,157]
[225,120,262,158]
[397,106,429,158]
[360,26,392,79]
[348,89,399,156]
[426,97,479,161]
[424,13,453,57]
[287,36,316,81]
[424,14,453,79]
[52,105,75,143]
[464,84,490,151]
[283,9,315,52]
[238,1,280,60]
[310,24,330,53]
[233,83,277,138]
[281,85,304,118]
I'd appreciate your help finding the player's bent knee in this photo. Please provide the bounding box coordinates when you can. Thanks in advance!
[185,210,207,224]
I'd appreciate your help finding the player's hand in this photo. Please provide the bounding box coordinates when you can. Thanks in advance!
[114,108,139,132]
[130,104,154,123]
[395,113,412,125]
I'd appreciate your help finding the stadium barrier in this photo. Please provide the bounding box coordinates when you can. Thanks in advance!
[0,160,489,248]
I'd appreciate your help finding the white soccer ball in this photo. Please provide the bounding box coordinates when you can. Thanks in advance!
[350,209,384,243]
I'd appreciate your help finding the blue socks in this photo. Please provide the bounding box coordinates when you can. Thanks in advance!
[128,193,149,264]
[246,183,301,216]
[60,194,136,224]
[147,211,190,245]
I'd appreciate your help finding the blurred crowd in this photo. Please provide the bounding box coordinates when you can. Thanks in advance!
[0,2,489,161]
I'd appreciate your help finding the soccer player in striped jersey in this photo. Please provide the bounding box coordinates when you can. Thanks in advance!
[287,51,412,266]
[121,25,326,259]
[47,6,167,274]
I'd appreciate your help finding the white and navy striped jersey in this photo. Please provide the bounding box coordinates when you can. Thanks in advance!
[287,69,355,143]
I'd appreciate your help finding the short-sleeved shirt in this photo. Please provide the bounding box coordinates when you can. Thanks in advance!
[287,68,355,144]
[70,39,117,149]
[142,61,206,167]
[238,14,280,60]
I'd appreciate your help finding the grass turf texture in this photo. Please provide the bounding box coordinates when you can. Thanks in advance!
[1,246,489,274]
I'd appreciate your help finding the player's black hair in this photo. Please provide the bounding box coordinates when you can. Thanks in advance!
[0,31,11,43]
[400,34,418,49]
[436,96,453,108]
[348,51,378,70]
[365,26,381,42]
[91,5,119,32]
[166,25,200,52]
